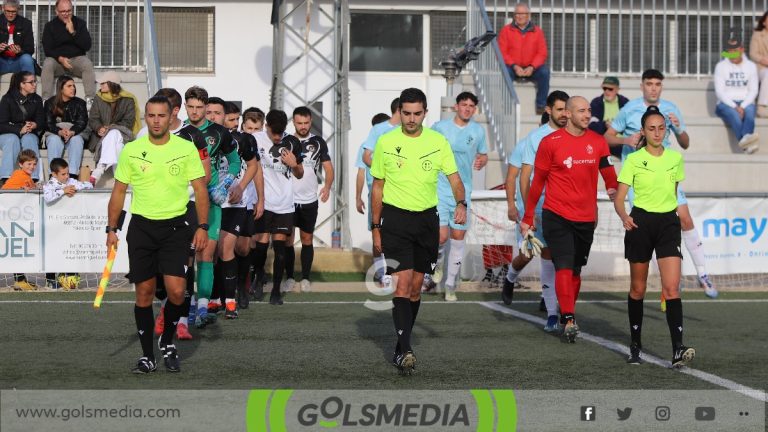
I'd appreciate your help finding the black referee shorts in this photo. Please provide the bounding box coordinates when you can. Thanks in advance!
[294,201,319,234]
[542,209,596,271]
[624,206,682,263]
[221,207,247,236]
[381,204,439,275]
[126,213,193,284]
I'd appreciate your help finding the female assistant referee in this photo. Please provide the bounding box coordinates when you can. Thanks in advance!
[613,105,695,368]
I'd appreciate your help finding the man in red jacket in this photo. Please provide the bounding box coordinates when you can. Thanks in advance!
[497,2,550,115]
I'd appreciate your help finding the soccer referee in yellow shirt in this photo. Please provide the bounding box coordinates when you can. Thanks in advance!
[370,88,467,374]
[107,96,210,374]
[613,105,694,369]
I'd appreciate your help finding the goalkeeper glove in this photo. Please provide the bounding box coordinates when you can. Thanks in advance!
[208,174,235,205]
[520,230,544,258]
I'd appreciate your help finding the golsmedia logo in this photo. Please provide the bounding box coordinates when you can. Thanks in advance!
[246,389,517,431]
[297,396,469,427]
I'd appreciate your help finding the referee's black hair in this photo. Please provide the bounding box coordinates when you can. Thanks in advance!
[641,69,665,81]
[266,109,289,135]
[145,95,173,113]
[399,88,427,111]
[637,105,666,149]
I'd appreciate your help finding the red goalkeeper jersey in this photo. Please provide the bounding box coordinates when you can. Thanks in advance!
[527,128,612,223]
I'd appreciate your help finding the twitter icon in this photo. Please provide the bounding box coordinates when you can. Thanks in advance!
[617,408,632,421]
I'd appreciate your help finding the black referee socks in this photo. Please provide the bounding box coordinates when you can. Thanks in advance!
[628,296,644,347]
[134,305,155,359]
[392,297,413,353]
[665,298,684,350]
[395,299,421,354]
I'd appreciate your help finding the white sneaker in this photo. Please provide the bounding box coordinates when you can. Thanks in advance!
[300,279,311,292]
[444,287,457,302]
[282,278,295,293]
[738,133,760,153]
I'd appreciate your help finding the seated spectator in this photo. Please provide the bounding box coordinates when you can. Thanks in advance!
[41,0,95,102]
[714,36,760,154]
[88,71,140,185]
[43,157,91,203]
[1,149,38,291]
[589,76,629,158]
[749,11,768,117]
[497,2,550,114]
[44,75,89,178]
[0,71,44,182]
[0,0,36,75]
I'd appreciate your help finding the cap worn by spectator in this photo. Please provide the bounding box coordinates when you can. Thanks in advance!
[602,76,620,87]
[96,71,121,85]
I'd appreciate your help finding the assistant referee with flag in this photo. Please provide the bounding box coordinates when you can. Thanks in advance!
[107,96,209,374]
[370,88,466,374]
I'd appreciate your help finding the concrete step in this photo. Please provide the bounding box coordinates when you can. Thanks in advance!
[513,76,719,118]
[518,115,768,155]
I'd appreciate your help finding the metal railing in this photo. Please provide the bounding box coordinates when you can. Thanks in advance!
[19,0,147,71]
[467,0,520,160]
[486,0,768,77]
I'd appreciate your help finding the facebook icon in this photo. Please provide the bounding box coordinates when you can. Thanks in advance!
[581,406,596,421]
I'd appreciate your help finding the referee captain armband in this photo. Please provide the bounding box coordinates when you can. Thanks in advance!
[520,230,543,258]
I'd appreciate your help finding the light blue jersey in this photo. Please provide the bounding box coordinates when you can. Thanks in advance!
[610,97,686,161]
[506,135,528,215]
[520,123,556,215]
[433,119,488,204]
[361,120,398,188]
[611,97,688,205]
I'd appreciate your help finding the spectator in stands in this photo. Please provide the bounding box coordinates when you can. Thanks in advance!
[41,0,95,102]
[88,71,140,185]
[44,75,89,178]
[0,71,44,183]
[2,149,38,291]
[589,76,628,158]
[714,35,759,154]
[497,2,550,115]
[0,0,36,75]
[749,11,768,118]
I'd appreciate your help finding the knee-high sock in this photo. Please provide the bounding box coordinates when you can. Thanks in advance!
[396,299,421,354]
[665,298,684,350]
[392,297,413,353]
[271,240,286,294]
[628,296,644,347]
[237,254,250,295]
[540,258,558,316]
[301,244,314,280]
[161,299,184,344]
[247,247,258,284]
[572,271,582,300]
[181,261,195,320]
[374,254,387,276]
[252,242,269,281]
[134,305,155,359]
[221,258,238,303]
[212,258,222,304]
[445,239,465,288]
[196,261,214,304]
[682,229,707,277]
[284,244,296,279]
[555,268,575,318]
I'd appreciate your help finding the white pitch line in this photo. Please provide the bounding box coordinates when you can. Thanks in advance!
[1,299,767,304]
[478,301,767,403]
